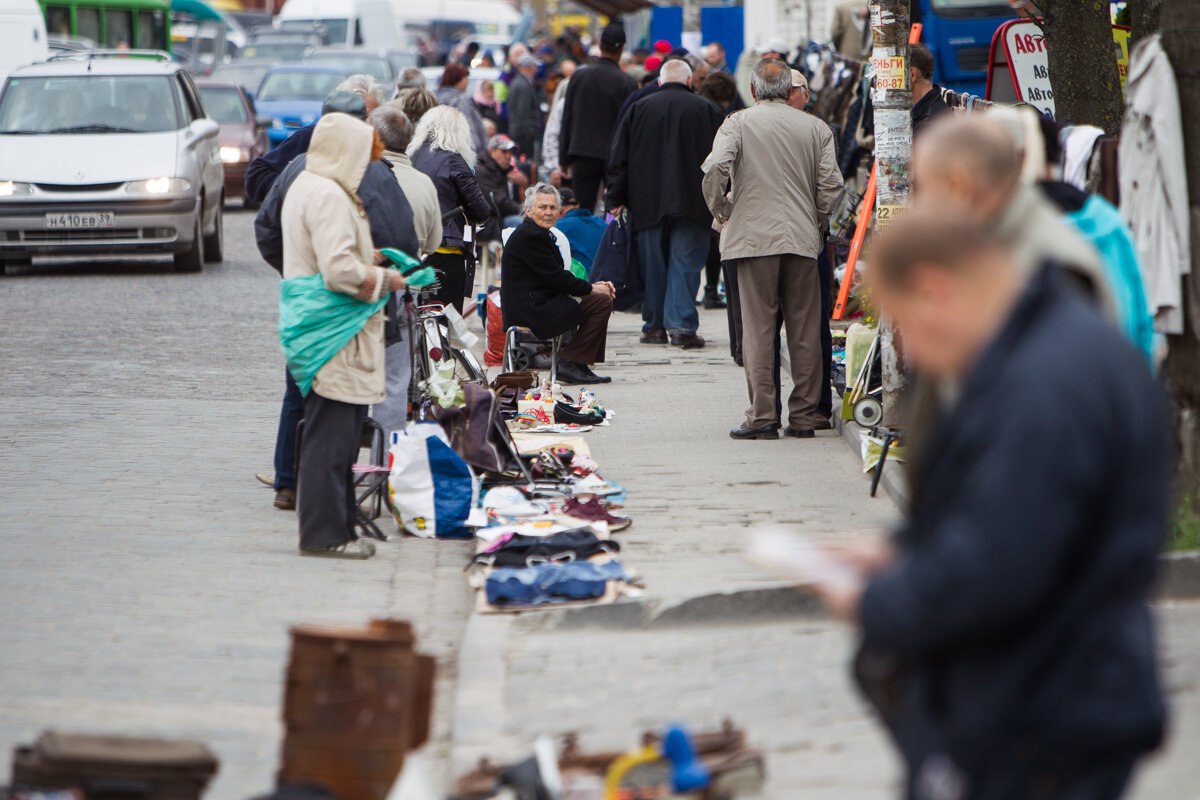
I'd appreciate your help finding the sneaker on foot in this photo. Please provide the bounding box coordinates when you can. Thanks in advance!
[299,540,374,559]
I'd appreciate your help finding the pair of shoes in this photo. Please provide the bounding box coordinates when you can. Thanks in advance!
[730,425,779,440]
[640,328,668,344]
[299,539,375,559]
[555,401,604,426]
[702,288,727,309]
[782,427,815,439]
[274,488,296,510]
[256,471,275,488]
[563,496,632,531]
[670,333,707,349]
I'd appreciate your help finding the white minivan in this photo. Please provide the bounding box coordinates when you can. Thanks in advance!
[277,0,400,49]
[0,0,49,87]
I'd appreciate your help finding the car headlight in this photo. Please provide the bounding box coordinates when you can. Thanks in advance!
[0,181,34,197]
[220,146,248,164]
[126,177,191,195]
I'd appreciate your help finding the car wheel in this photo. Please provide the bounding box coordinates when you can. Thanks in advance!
[174,215,204,273]
[203,198,224,263]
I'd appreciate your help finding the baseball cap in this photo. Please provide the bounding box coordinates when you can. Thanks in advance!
[488,134,517,151]
[600,23,626,49]
[559,187,578,207]
[790,69,809,90]
[643,54,663,73]
[653,39,672,54]
[321,90,368,120]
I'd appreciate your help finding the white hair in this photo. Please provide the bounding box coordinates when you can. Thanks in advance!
[522,182,560,213]
[406,105,477,169]
[659,59,693,86]
[337,74,388,108]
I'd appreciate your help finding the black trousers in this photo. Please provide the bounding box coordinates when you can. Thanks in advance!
[426,250,467,315]
[725,247,834,420]
[705,233,722,292]
[297,392,366,550]
[569,156,606,214]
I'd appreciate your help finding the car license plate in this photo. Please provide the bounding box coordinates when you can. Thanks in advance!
[44,211,115,229]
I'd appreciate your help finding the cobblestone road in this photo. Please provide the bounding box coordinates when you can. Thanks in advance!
[0,208,474,798]
[1,208,1196,800]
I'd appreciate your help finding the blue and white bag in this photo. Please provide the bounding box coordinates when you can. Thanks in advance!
[388,422,478,539]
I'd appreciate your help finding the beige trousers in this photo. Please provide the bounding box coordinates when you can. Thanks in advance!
[736,254,823,430]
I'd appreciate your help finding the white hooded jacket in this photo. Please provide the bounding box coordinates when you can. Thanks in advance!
[282,113,390,405]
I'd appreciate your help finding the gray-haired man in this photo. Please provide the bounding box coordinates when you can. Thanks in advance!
[702,58,843,440]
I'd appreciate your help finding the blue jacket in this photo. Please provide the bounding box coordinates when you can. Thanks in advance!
[1066,195,1154,360]
[858,265,1168,790]
[555,208,607,273]
[244,124,315,205]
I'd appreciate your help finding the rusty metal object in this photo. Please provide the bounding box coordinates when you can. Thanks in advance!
[278,619,435,800]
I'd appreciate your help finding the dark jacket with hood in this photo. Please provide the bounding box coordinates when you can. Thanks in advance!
[501,218,593,339]
[606,82,724,232]
[857,265,1169,793]
[409,145,493,250]
[558,57,637,165]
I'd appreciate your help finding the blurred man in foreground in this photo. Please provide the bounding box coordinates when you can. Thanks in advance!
[814,208,1169,800]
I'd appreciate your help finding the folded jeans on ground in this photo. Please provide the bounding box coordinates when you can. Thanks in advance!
[485,560,628,606]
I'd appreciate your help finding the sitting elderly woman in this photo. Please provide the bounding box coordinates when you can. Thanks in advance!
[501,184,616,385]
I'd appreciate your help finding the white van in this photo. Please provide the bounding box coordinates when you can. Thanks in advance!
[394,0,519,54]
[278,0,400,49]
[0,0,49,88]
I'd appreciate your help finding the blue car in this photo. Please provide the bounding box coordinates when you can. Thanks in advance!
[254,64,350,148]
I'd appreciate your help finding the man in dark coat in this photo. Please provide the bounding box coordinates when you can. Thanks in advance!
[909,43,950,141]
[474,134,525,240]
[811,209,1169,800]
[558,23,637,213]
[501,184,616,385]
[607,59,724,349]
[506,54,541,160]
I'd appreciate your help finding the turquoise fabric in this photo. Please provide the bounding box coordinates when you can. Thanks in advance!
[1066,196,1154,361]
[279,273,389,396]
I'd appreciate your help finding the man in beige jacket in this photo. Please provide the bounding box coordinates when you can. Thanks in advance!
[282,113,407,559]
[703,58,843,440]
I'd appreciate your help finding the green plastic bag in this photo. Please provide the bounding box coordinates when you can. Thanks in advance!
[279,273,389,396]
[568,257,588,282]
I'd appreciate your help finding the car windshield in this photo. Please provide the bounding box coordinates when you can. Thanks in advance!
[307,53,390,82]
[256,70,345,102]
[0,75,182,135]
[199,86,249,123]
[239,42,312,61]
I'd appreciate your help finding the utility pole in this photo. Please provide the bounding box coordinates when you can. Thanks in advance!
[681,0,702,53]
[869,0,912,419]
[1159,0,1200,509]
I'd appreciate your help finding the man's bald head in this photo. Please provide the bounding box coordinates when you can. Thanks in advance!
[913,116,1022,221]
[659,58,693,86]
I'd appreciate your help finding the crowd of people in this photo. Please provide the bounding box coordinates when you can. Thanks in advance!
[238,10,1181,799]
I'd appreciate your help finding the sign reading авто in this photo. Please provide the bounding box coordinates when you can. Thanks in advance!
[1000,20,1130,117]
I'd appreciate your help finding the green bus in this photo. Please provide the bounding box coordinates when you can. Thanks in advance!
[39,0,171,52]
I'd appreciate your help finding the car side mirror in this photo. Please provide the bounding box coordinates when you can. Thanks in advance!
[189,118,220,141]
